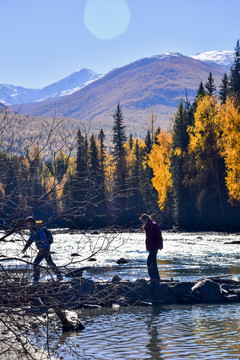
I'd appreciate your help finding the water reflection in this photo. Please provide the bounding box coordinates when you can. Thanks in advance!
[146,307,163,360]
[49,304,240,359]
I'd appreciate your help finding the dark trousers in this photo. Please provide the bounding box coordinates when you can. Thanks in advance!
[147,250,160,281]
[34,250,61,281]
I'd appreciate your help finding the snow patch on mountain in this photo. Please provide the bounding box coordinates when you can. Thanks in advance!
[192,50,234,68]
[0,69,102,105]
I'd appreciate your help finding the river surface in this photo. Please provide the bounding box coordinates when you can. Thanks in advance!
[1,230,240,359]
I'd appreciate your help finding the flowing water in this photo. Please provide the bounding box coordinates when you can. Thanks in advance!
[1,230,240,359]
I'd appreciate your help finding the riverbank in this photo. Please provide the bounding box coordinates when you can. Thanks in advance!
[2,275,239,313]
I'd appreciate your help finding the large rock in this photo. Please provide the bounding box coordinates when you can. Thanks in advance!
[116,282,146,305]
[190,279,223,303]
[145,283,177,305]
[169,282,195,302]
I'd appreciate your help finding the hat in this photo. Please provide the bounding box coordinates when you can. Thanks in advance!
[25,216,36,224]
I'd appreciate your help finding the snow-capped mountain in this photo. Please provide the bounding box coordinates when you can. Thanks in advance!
[1,50,234,107]
[0,69,102,105]
[13,52,227,136]
[192,50,234,68]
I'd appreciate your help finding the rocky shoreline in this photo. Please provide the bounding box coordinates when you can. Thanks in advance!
[1,272,240,334]
[22,275,240,311]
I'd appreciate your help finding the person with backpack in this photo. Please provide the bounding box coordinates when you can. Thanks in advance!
[140,214,163,282]
[22,216,63,283]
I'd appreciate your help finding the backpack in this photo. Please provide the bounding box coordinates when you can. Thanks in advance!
[43,227,53,244]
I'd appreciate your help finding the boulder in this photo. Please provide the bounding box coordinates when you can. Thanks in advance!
[117,282,146,305]
[145,282,176,304]
[116,258,128,264]
[191,279,223,303]
[169,282,195,301]
[112,275,121,283]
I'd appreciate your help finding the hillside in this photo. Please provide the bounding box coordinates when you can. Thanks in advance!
[12,53,227,137]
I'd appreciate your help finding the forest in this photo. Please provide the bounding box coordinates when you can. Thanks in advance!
[0,40,240,231]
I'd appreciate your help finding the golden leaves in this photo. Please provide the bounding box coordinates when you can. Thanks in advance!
[148,131,173,210]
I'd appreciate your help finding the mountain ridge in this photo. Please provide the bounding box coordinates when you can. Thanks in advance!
[10,52,229,137]
[0,69,102,105]
[1,50,233,107]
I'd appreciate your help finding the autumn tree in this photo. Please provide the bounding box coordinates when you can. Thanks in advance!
[217,98,240,206]
[185,95,227,227]
[140,129,162,221]
[148,131,173,221]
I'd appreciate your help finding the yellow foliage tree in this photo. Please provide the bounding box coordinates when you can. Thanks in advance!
[186,95,225,217]
[217,98,240,204]
[148,131,173,211]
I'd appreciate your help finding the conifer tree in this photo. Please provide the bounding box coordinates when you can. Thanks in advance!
[112,103,128,224]
[197,81,206,97]
[170,100,195,227]
[112,103,127,158]
[128,133,133,150]
[55,151,68,182]
[63,130,90,228]
[205,72,216,96]
[192,81,206,114]
[229,39,240,99]
[154,127,161,144]
[98,128,106,182]
[219,73,229,104]
[140,131,161,221]
[144,130,152,154]
[76,130,88,178]
[127,138,145,221]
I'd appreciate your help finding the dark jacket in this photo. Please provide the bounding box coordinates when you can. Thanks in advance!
[144,219,163,251]
[23,228,50,252]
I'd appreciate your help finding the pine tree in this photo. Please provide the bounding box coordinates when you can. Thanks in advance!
[54,151,67,183]
[219,73,229,104]
[76,130,88,178]
[97,129,108,225]
[98,128,106,180]
[112,103,127,159]
[229,39,240,99]
[144,130,152,154]
[63,130,90,228]
[127,138,145,222]
[112,103,128,224]
[154,127,161,144]
[192,81,206,113]
[140,131,161,221]
[170,100,195,227]
[128,134,133,150]
[88,134,106,226]
[197,81,206,97]
[205,72,216,96]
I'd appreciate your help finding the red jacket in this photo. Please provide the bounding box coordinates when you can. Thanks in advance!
[144,219,163,251]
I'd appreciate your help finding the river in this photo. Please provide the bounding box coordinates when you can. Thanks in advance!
[1,230,240,359]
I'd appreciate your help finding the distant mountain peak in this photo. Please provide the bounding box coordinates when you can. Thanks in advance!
[192,50,234,68]
[0,68,102,105]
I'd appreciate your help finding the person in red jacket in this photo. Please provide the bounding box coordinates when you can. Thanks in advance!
[140,214,163,282]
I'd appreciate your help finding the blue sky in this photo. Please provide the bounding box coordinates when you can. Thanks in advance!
[1,0,240,88]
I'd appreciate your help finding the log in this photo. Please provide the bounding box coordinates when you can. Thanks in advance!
[52,305,85,333]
